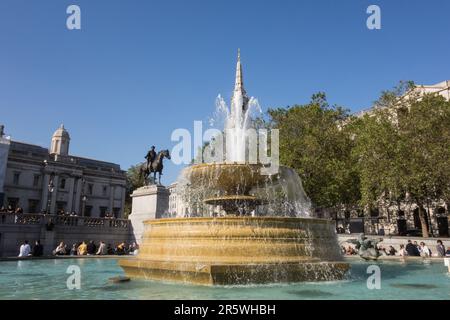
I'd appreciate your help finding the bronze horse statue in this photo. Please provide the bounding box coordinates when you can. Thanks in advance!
[140,149,171,185]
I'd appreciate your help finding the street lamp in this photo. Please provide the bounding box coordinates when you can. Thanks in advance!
[81,195,87,217]
[46,173,55,214]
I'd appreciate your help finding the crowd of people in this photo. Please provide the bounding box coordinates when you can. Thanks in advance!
[17,240,139,257]
[52,240,138,256]
[18,240,44,257]
[0,205,23,214]
[1,206,117,219]
[342,239,450,258]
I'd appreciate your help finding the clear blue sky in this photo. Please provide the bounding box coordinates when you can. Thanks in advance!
[1,0,450,184]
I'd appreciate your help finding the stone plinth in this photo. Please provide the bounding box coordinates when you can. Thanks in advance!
[129,185,169,243]
[119,217,350,285]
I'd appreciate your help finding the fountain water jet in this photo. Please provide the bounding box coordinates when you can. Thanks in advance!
[119,51,349,285]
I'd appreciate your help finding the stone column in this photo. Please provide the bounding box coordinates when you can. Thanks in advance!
[66,177,75,212]
[109,185,115,213]
[74,178,82,214]
[120,186,126,218]
[50,175,59,214]
[41,173,50,211]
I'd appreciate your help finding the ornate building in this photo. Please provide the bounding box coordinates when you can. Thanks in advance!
[1,125,127,217]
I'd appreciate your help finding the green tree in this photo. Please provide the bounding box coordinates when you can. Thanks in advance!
[353,82,450,237]
[268,93,360,213]
[124,163,147,217]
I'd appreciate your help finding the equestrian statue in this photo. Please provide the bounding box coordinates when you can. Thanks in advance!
[139,146,171,185]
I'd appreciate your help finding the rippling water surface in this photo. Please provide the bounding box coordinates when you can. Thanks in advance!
[0,258,448,300]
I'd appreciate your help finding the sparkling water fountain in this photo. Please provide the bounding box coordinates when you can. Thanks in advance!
[119,51,349,285]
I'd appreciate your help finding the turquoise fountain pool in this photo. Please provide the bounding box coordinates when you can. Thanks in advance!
[0,258,448,300]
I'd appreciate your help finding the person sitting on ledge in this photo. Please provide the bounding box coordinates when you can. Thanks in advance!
[128,242,139,255]
[53,242,67,256]
[32,240,44,257]
[116,242,126,255]
[107,243,114,255]
[77,241,88,255]
[419,242,431,257]
[18,240,31,257]
[398,244,408,256]
[15,206,23,214]
[96,241,107,255]
[387,246,397,256]
[436,240,446,257]
[70,243,78,256]
[87,240,96,255]
[445,247,450,257]
[405,240,420,256]
[7,205,14,213]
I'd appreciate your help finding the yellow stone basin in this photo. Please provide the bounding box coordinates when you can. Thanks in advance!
[119,217,349,285]
[186,163,268,194]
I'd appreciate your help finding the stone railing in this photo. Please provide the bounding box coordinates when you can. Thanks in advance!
[0,213,130,229]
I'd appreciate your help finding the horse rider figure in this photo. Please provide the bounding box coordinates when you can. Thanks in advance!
[145,146,157,172]
[140,146,171,185]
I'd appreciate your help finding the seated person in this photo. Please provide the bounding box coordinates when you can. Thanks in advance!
[446,247,450,257]
[32,240,44,257]
[116,242,126,255]
[77,241,88,255]
[86,240,96,255]
[107,244,114,255]
[53,242,67,256]
[398,244,408,256]
[387,246,397,256]
[96,241,107,255]
[70,243,78,256]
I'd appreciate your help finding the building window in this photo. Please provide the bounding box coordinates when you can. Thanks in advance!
[56,201,67,214]
[99,206,108,217]
[102,185,108,197]
[7,198,19,210]
[59,178,66,190]
[113,207,120,218]
[33,174,40,187]
[84,205,92,217]
[88,184,93,195]
[13,172,20,185]
[28,199,40,213]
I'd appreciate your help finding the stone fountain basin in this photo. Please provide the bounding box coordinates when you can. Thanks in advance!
[186,163,269,194]
[119,217,350,285]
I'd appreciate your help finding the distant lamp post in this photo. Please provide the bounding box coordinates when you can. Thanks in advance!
[47,174,55,214]
[81,195,87,217]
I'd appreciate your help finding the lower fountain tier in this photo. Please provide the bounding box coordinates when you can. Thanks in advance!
[119,217,350,285]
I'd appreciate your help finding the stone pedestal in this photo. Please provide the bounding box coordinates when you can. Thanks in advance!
[129,185,169,243]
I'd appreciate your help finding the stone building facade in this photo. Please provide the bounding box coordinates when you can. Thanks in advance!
[1,125,127,218]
